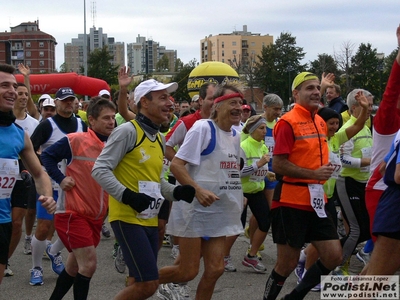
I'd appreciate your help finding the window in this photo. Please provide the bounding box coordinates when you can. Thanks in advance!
[26,42,31,48]
[39,42,44,47]
[39,61,44,66]
[232,41,236,46]
[251,42,256,46]
[39,51,44,57]
[221,42,224,48]
[222,59,224,63]
[26,60,31,66]
[233,50,237,55]
[222,50,224,57]
[25,51,31,57]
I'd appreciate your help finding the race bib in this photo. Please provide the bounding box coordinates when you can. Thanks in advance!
[309,184,327,218]
[249,163,269,182]
[0,158,19,199]
[360,147,372,173]
[264,136,275,153]
[136,181,164,219]
[329,152,342,179]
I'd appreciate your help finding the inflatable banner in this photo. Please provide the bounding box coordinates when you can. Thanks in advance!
[15,73,110,97]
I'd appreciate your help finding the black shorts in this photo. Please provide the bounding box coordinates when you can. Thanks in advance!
[158,200,170,221]
[0,222,12,264]
[241,191,270,232]
[11,180,36,209]
[271,206,338,248]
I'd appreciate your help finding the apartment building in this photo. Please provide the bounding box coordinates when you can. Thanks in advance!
[0,21,56,73]
[64,27,124,73]
[127,35,177,75]
[200,25,273,68]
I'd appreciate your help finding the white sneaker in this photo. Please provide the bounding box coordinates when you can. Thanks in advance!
[170,245,180,260]
[224,255,236,272]
[24,236,32,255]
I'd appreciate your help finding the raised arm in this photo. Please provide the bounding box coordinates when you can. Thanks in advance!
[18,63,40,120]
[320,72,335,97]
[344,91,369,140]
[118,66,136,122]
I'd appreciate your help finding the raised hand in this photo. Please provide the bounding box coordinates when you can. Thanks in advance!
[18,63,31,77]
[355,90,369,109]
[118,66,133,88]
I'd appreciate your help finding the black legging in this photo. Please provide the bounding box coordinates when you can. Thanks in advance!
[240,191,270,232]
[336,176,371,264]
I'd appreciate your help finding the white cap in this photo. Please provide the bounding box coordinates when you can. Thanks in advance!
[134,79,178,104]
[98,89,111,97]
[42,98,55,107]
[38,94,51,104]
[191,95,200,102]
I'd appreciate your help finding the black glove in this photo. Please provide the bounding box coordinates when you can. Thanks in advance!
[21,170,33,189]
[122,188,154,213]
[173,185,195,203]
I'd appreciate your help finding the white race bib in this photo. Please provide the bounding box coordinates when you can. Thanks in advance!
[249,163,269,182]
[0,158,19,199]
[308,184,327,218]
[329,152,342,179]
[136,181,164,220]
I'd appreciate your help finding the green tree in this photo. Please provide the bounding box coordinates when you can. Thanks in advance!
[255,32,306,105]
[156,54,169,72]
[87,46,119,85]
[351,43,382,99]
[59,62,68,73]
[309,54,339,78]
[174,58,184,72]
[172,59,197,101]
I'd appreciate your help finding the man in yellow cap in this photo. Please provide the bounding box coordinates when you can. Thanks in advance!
[262,72,342,300]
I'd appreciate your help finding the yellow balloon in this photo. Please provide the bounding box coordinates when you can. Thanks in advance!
[187,62,239,98]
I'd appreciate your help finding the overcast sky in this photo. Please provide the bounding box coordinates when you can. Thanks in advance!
[2,0,399,70]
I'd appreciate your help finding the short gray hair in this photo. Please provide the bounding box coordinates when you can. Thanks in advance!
[347,89,372,115]
[263,93,283,107]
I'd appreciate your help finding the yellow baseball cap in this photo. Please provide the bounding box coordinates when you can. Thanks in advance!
[291,72,318,91]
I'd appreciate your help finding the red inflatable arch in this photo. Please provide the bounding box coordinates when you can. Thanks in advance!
[15,72,110,97]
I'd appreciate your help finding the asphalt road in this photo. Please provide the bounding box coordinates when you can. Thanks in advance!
[2,220,366,300]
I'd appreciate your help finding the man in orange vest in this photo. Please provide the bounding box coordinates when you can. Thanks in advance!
[41,99,116,300]
[262,72,342,300]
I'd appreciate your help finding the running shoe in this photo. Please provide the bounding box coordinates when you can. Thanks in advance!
[4,264,13,277]
[163,234,172,247]
[332,260,349,277]
[45,244,65,275]
[170,245,180,260]
[224,255,236,272]
[114,246,126,273]
[356,248,371,266]
[156,283,181,300]
[29,267,43,286]
[294,259,305,282]
[242,255,266,273]
[112,241,119,259]
[311,283,321,292]
[24,236,32,255]
[101,223,111,238]
[178,283,192,299]
[246,246,262,261]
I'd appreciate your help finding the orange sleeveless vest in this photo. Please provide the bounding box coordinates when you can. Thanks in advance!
[275,105,329,206]
[61,129,108,220]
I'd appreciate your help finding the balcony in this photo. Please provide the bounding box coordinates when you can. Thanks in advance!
[242,43,248,49]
